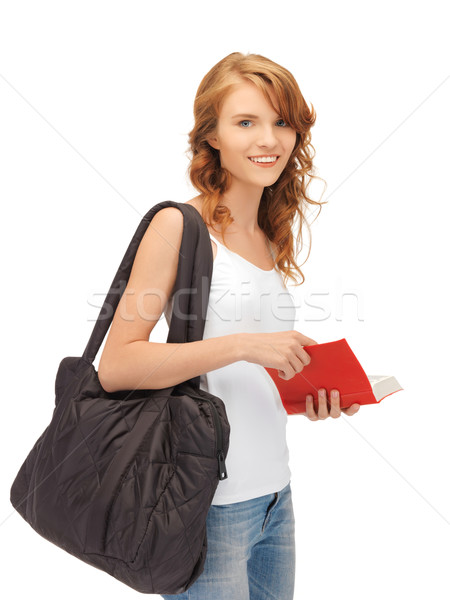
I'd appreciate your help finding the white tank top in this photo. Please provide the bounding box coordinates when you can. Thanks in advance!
[164,231,296,505]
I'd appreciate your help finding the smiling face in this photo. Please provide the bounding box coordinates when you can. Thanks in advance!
[207,79,297,193]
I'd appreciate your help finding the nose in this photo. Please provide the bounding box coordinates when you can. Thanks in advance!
[256,124,279,149]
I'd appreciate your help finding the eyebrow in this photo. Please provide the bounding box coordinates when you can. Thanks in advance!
[231,114,260,119]
[231,113,282,120]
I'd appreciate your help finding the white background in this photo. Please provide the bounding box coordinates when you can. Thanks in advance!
[1,1,449,598]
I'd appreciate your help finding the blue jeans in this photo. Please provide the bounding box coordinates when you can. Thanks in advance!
[161,482,296,600]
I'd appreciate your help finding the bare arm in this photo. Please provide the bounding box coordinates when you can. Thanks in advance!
[99,336,245,392]
[97,207,245,392]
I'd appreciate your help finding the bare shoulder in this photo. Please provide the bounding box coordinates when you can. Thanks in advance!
[129,206,184,288]
[151,205,184,228]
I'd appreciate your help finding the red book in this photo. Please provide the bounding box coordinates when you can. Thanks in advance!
[264,338,403,415]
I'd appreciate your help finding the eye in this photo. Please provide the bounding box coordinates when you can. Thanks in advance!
[239,120,252,128]
[276,119,288,127]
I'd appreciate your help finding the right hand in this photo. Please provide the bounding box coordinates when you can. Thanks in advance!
[243,330,318,380]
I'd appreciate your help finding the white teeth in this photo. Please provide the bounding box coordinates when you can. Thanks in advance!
[249,156,278,163]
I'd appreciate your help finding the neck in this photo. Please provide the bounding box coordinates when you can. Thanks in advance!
[217,179,265,236]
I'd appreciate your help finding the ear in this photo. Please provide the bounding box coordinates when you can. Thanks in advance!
[207,136,220,150]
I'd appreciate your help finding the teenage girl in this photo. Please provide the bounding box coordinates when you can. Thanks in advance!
[98,52,360,600]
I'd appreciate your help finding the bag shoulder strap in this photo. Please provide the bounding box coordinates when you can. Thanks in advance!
[82,201,212,389]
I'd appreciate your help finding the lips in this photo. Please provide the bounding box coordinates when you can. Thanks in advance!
[248,156,280,167]
[248,155,279,161]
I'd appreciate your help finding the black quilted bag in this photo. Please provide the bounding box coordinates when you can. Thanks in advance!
[10,201,230,594]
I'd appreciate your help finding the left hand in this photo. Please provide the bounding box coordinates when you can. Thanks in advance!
[305,388,360,421]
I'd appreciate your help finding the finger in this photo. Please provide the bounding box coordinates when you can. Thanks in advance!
[296,332,317,346]
[305,394,318,420]
[298,346,312,367]
[342,403,360,416]
[317,389,329,420]
[288,347,312,377]
[329,389,341,418]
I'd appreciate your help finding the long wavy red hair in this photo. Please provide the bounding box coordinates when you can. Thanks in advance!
[186,52,327,287]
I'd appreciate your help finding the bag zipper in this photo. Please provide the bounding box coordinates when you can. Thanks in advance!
[186,388,228,481]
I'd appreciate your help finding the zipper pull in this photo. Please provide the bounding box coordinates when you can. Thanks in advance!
[217,450,228,480]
